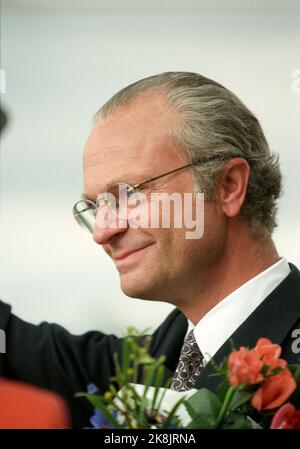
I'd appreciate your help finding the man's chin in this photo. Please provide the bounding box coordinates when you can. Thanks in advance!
[119,276,161,301]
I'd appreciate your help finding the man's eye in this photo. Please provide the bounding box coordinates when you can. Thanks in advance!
[134,185,150,194]
[96,193,110,207]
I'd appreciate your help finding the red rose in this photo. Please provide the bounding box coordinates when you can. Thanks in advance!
[228,347,264,387]
[228,339,290,388]
[271,403,300,429]
[251,369,297,411]
[253,338,287,373]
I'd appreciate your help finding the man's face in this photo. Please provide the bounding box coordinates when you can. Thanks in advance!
[83,92,226,305]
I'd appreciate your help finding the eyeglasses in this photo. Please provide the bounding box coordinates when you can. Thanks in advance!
[73,155,222,233]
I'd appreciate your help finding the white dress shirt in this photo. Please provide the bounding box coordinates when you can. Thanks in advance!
[187,258,291,365]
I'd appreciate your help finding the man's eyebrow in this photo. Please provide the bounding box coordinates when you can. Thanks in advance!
[80,174,141,202]
[80,184,111,202]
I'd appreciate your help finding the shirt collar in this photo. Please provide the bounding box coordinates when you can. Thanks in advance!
[187,258,291,364]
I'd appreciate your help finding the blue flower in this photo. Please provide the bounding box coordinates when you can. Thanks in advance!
[89,408,118,429]
[87,383,99,394]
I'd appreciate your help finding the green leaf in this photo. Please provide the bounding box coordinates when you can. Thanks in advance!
[217,379,230,402]
[209,357,228,378]
[229,390,253,411]
[228,338,237,353]
[150,366,165,413]
[268,366,283,376]
[160,396,186,429]
[138,355,156,365]
[154,384,172,416]
[122,338,130,382]
[85,394,121,429]
[143,365,156,389]
[261,364,270,376]
[184,388,222,419]
[109,384,118,396]
[221,413,262,429]
[186,413,217,429]
[222,413,250,429]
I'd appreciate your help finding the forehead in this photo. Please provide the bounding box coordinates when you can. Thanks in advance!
[83,93,187,198]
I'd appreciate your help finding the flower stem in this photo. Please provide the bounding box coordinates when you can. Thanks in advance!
[215,386,236,428]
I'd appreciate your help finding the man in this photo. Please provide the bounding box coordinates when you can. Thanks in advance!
[1,72,300,428]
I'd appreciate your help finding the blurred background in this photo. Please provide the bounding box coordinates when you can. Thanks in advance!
[0,0,299,336]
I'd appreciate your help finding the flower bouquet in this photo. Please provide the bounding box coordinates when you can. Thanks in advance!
[76,328,300,429]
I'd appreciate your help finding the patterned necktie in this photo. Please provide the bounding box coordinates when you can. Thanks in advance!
[171,329,204,392]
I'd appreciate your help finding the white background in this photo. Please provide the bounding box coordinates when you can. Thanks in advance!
[0,0,299,336]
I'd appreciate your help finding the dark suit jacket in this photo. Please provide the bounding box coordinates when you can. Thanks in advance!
[0,263,300,428]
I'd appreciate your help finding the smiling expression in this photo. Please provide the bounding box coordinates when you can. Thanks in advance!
[83,92,225,305]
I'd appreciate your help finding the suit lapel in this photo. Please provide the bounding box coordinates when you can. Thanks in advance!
[194,263,300,391]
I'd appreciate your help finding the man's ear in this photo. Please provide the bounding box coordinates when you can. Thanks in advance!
[218,158,250,218]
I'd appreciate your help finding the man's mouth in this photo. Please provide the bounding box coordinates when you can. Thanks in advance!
[114,243,154,265]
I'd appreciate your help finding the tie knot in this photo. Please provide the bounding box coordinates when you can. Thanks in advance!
[183,329,199,351]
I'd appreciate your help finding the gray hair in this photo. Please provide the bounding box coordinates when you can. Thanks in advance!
[95,72,282,237]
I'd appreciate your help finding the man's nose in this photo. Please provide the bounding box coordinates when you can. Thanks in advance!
[92,208,128,245]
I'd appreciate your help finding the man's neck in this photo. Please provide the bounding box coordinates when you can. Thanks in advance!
[176,229,279,325]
